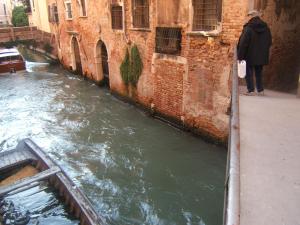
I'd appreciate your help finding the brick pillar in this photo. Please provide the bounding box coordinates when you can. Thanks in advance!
[10,27,15,41]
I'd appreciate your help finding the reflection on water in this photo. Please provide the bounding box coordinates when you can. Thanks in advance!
[0,49,227,225]
[0,183,79,225]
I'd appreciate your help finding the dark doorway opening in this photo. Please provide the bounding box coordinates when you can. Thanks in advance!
[72,37,82,75]
[101,42,109,86]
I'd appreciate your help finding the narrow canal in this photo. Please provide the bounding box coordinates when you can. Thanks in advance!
[0,49,227,225]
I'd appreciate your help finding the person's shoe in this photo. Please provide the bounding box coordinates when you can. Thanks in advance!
[243,91,255,96]
[257,91,265,96]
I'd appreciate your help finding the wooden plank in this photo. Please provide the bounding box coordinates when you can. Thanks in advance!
[56,173,104,225]
[0,166,61,197]
[6,181,40,196]
[23,139,55,167]
[0,148,37,172]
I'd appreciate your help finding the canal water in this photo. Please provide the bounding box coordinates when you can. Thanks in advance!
[0,49,227,225]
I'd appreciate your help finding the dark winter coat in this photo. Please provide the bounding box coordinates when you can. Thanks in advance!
[238,17,272,66]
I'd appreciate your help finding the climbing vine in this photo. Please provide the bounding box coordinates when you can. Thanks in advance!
[130,45,143,86]
[120,48,130,85]
[120,44,143,86]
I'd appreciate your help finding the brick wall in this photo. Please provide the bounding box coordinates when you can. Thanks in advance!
[46,0,243,144]
[0,26,37,42]
[47,0,299,143]
[261,0,300,92]
[0,26,57,56]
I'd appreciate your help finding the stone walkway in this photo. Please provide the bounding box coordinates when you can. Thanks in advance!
[239,89,300,225]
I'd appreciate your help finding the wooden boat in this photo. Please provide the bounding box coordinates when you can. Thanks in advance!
[0,139,104,225]
[0,48,26,73]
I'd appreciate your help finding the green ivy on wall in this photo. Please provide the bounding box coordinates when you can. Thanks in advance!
[120,48,130,85]
[120,44,143,86]
[130,45,143,86]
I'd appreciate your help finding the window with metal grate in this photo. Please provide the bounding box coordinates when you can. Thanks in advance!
[132,0,149,28]
[111,5,123,30]
[155,27,182,55]
[192,0,222,31]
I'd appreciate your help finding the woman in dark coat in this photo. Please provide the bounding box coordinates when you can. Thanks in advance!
[238,11,272,95]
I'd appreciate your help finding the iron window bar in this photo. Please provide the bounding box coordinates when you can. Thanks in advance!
[132,0,149,28]
[155,27,182,55]
[111,5,123,30]
[193,0,220,31]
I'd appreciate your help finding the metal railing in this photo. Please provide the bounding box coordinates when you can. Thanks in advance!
[223,47,240,225]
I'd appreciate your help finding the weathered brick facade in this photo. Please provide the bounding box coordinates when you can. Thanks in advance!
[46,0,299,144]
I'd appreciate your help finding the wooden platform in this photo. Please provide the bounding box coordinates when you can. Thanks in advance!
[0,148,37,172]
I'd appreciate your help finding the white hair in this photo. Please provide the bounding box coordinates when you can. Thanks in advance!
[247,10,262,17]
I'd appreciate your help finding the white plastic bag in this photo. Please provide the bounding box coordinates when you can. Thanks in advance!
[238,60,246,78]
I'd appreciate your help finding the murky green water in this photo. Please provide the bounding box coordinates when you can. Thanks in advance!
[0,49,227,225]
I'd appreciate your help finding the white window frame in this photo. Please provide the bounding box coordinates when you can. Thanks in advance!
[187,0,223,36]
[65,1,73,20]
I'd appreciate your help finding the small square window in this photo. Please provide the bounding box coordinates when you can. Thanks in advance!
[155,27,182,55]
[192,0,222,31]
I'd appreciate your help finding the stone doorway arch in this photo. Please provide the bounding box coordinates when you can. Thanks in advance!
[71,36,83,75]
[95,40,109,85]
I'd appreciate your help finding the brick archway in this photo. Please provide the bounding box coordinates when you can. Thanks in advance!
[95,40,109,85]
[70,36,82,75]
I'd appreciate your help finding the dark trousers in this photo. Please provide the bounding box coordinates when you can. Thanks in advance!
[246,65,264,92]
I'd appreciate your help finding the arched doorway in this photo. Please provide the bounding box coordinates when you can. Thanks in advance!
[71,37,82,75]
[95,40,109,86]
